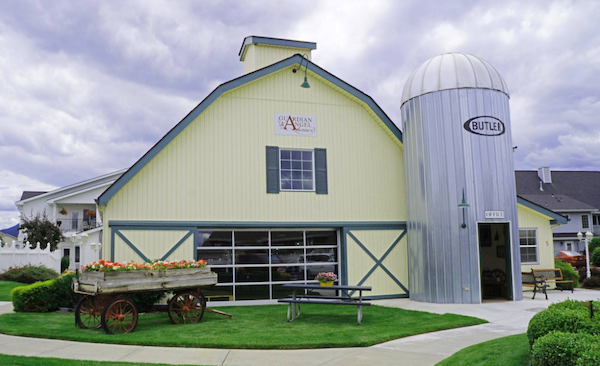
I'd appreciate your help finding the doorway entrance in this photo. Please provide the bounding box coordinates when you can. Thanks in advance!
[478,223,512,301]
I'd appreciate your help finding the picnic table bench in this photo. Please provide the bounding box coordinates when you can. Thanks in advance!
[522,268,575,300]
[277,284,371,325]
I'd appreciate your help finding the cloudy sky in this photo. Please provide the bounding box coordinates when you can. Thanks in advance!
[0,0,599,229]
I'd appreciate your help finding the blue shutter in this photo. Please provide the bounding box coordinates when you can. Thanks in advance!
[266,146,280,193]
[314,148,328,194]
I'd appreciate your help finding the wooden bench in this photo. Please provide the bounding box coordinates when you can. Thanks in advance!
[532,268,575,293]
[522,269,575,300]
[522,271,549,299]
[277,284,371,325]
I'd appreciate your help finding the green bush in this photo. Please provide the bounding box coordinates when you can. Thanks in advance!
[60,257,70,273]
[547,299,588,311]
[577,344,600,366]
[531,331,596,366]
[592,248,600,269]
[554,260,579,288]
[129,291,166,313]
[589,238,600,264]
[0,264,59,284]
[527,307,595,346]
[12,274,76,312]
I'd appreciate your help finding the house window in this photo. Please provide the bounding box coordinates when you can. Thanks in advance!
[75,246,80,263]
[519,229,538,264]
[582,215,590,229]
[593,215,600,226]
[279,149,314,191]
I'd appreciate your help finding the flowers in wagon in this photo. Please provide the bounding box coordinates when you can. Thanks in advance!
[315,272,337,283]
[81,259,208,272]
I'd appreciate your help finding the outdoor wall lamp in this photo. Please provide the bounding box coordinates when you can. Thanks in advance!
[458,188,470,229]
[577,231,594,278]
[70,233,78,244]
[292,53,311,88]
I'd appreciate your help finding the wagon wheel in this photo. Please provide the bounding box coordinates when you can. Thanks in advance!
[101,297,138,334]
[75,295,104,329]
[168,291,205,324]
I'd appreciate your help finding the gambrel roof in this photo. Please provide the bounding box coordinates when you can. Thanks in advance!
[98,54,402,206]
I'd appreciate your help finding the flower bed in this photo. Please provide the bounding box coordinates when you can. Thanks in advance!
[82,259,207,272]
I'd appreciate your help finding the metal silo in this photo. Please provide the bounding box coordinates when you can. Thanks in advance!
[401,53,522,303]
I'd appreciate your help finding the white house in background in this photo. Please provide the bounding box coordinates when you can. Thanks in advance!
[15,169,126,270]
[516,168,600,253]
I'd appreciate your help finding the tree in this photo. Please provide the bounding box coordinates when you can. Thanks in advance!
[20,211,64,251]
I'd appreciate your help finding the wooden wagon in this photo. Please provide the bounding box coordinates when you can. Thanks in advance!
[72,267,227,334]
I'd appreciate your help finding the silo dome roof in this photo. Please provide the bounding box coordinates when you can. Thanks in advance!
[401,53,509,106]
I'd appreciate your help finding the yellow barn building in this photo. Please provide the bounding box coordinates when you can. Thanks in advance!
[97,37,566,303]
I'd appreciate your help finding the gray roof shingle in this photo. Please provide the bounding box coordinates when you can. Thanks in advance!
[515,171,600,212]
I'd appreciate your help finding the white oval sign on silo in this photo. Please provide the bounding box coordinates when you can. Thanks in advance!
[463,116,506,136]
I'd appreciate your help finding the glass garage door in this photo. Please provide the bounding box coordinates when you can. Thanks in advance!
[196,230,338,301]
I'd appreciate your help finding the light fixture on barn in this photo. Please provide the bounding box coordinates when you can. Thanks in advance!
[292,53,311,88]
[458,188,470,229]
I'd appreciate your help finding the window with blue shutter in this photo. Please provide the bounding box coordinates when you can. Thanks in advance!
[267,146,327,194]
[266,146,280,193]
[314,148,328,194]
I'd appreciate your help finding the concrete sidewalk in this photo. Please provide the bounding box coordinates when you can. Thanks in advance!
[1,289,599,366]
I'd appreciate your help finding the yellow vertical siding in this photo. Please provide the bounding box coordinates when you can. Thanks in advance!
[346,230,408,297]
[243,44,312,74]
[103,65,405,262]
[517,203,555,272]
[113,230,194,263]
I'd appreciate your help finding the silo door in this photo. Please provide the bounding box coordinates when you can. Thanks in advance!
[479,223,512,301]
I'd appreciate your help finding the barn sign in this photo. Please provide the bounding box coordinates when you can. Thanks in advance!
[275,114,317,136]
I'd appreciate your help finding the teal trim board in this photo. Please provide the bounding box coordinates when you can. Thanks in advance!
[347,230,408,296]
[517,196,568,224]
[109,221,406,229]
[111,228,195,263]
[98,54,401,206]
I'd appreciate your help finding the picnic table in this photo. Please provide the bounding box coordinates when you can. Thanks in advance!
[277,284,372,325]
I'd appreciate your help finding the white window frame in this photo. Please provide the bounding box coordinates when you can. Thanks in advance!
[582,214,590,229]
[279,148,315,192]
[519,228,539,264]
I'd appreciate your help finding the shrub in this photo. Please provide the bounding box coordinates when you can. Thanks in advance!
[578,266,600,281]
[582,276,600,288]
[0,264,59,284]
[554,260,579,288]
[527,307,594,346]
[531,331,596,366]
[12,274,76,312]
[577,344,600,366]
[589,238,600,263]
[60,257,70,273]
[129,291,166,313]
[547,299,588,311]
[593,248,600,269]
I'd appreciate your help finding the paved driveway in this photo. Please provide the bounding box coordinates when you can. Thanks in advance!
[0,289,598,366]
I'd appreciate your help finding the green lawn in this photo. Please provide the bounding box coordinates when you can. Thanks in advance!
[0,281,23,301]
[0,304,485,349]
[0,354,204,366]
[436,333,530,366]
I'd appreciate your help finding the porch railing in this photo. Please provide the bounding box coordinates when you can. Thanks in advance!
[56,219,99,232]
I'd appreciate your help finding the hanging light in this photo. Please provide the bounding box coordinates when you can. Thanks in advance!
[292,53,311,88]
[458,188,470,229]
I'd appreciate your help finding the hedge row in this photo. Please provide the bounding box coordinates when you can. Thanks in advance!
[11,274,165,313]
[527,299,600,366]
[0,264,59,284]
[11,274,77,312]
